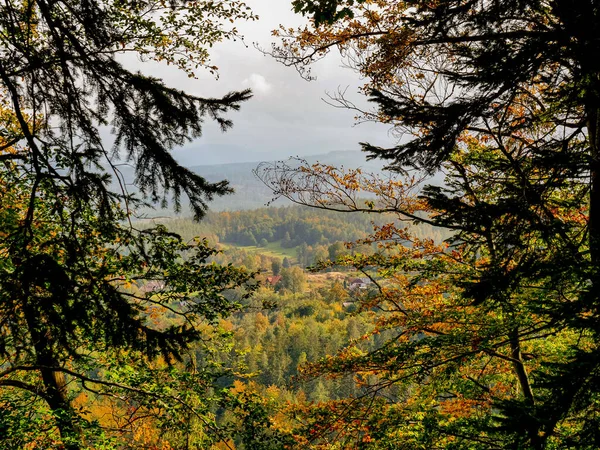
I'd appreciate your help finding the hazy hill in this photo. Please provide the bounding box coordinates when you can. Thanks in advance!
[188,150,388,211]
[113,150,444,215]
[118,150,390,215]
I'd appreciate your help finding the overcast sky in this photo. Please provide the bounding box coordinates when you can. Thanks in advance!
[127,0,397,166]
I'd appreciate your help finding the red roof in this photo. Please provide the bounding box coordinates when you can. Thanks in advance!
[265,275,282,285]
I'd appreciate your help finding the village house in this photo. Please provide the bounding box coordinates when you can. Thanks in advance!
[347,277,371,291]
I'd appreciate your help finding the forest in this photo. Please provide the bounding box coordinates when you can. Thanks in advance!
[144,204,450,266]
[2,1,600,449]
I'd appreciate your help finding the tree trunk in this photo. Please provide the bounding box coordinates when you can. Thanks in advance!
[508,328,541,449]
[587,104,600,274]
[509,328,534,405]
[22,298,81,450]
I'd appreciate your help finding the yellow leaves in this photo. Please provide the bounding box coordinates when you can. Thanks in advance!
[254,312,269,332]
[72,392,89,411]
[132,420,172,449]
[220,318,235,332]
[212,440,236,449]
[231,378,246,394]
[265,384,282,399]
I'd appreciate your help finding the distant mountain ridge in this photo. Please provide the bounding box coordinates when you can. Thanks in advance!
[110,150,439,215]
[188,150,387,211]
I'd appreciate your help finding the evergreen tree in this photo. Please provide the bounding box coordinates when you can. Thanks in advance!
[279,267,307,294]
[0,1,256,447]
[270,1,600,446]
[271,258,282,276]
[281,232,293,248]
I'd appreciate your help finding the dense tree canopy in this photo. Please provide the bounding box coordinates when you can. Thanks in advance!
[0,0,255,219]
[0,1,258,447]
[265,1,600,448]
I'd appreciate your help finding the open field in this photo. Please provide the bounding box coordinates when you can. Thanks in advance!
[220,240,299,261]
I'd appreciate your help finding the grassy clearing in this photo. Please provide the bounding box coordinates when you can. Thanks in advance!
[306,271,347,288]
[220,240,298,261]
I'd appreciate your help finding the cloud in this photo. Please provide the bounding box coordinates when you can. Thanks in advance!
[242,73,272,95]
[122,0,398,164]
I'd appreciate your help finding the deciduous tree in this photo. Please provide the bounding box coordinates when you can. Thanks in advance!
[256,149,588,448]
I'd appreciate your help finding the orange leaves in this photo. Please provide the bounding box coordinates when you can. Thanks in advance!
[439,395,488,419]
[270,0,415,98]
[255,158,430,220]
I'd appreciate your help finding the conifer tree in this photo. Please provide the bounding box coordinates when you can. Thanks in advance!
[0,1,257,447]
[267,1,600,447]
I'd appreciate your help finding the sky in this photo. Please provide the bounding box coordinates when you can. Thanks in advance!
[127,0,397,166]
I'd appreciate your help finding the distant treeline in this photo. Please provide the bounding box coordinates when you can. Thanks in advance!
[206,206,391,247]
[142,205,450,247]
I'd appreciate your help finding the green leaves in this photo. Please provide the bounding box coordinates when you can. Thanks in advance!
[291,0,365,26]
[0,1,258,443]
[266,1,600,445]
